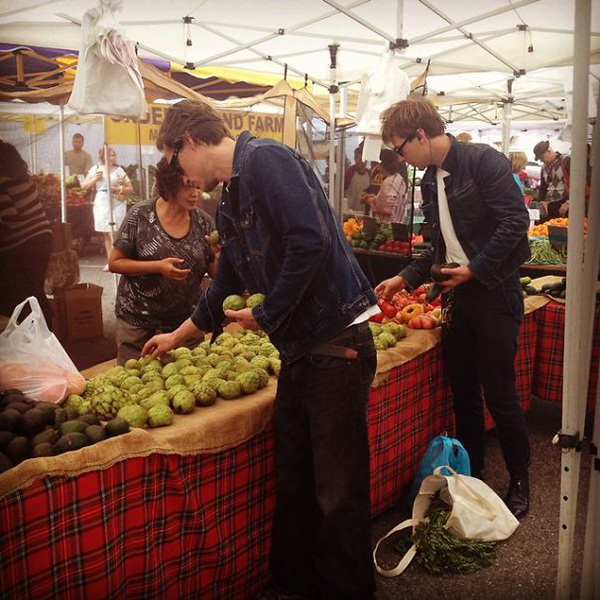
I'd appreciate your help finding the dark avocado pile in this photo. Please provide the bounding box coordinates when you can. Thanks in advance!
[0,388,130,473]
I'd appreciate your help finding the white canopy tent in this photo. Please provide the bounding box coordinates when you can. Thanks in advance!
[1,2,599,599]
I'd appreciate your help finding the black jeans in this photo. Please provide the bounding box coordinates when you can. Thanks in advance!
[0,233,53,328]
[271,322,377,600]
[441,275,530,478]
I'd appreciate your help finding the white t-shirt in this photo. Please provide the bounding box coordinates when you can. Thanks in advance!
[436,168,469,266]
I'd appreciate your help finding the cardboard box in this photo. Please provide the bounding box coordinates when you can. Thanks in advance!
[55,283,103,341]
[51,221,73,252]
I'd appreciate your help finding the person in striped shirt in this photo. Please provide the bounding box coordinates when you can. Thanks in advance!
[0,142,53,326]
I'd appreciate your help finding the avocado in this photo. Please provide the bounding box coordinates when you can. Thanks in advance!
[64,406,80,421]
[105,418,130,437]
[524,285,537,295]
[35,402,58,426]
[0,409,22,433]
[20,409,48,438]
[78,414,101,427]
[5,436,31,465]
[85,425,106,444]
[0,430,15,450]
[32,428,59,446]
[0,392,25,408]
[32,443,56,458]
[55,432,88,454]
[541,283,554,291]
[59,420,88,436]
[53,407,66,429]
[4,401,31,414]
[0,451,13,472]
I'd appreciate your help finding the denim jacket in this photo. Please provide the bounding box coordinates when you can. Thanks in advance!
[191,132,377,363]
[400,135,531,290]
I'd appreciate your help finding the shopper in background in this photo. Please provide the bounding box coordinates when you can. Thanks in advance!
[64,133,93,177]
[375,98,531,520]
[456,132,473,143]
[109,158,216,365]
[142,99,379,600]
[344,143,371,213]
[82,146,133,270]
[0,142,53,326]
[365,148,408,223]
[509,151,528,196]
[533,140,570,218]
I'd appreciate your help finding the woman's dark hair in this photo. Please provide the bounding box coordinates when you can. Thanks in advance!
[0,142,29,180]
[380,148,409,186]
[154,157,184,201]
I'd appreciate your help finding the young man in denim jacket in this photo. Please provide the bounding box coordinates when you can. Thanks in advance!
[376,99,531,519]
[142,100,379,600]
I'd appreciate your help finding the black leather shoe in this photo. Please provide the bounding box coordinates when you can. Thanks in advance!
[505,476,529,519]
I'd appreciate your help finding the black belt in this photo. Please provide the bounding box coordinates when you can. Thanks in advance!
[309,321,369,360]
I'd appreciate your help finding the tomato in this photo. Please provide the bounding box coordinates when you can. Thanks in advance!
[379,244,387,252]
[420,315,438,330]
[369,312,384,323]
[378,300,397,319]
[408,316,423,329]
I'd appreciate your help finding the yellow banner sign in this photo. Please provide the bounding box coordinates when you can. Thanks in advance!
[104,103,283,146]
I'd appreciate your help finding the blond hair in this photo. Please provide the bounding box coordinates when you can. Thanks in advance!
[509,151,528,173]
[456,132,473,143]
[381,98,446,144]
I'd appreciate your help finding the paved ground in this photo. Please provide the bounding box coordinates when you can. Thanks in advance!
[71,247,593,600]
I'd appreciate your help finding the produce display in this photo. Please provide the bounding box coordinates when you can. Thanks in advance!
[342,218,422,254]
[0,388,130,472]
[528,217,587,237]
[32,173,91,210]
[371,285,443,330]
[527,238,567,265]
[66,328,281,429]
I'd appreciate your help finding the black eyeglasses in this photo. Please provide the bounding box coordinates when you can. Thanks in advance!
[169,139,184,171]
[394,134,416,157]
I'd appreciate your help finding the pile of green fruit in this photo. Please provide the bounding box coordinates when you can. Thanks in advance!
[0,388,130,473]
[541,278,567,299]
[67,329,281,430]
[222,293,266,311]
[348,222,393,251]
[520,276,538,297]
[368,321,407,351]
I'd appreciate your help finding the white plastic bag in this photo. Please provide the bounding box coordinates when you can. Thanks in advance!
[0,297,85,403]
[373,466,519,577]
[68,0,147,119]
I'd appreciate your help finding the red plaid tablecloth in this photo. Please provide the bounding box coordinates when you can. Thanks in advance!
[483,312,538,431]
[0,346,455,600]
[532,302,599,411]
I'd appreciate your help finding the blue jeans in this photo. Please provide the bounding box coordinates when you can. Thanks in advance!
[441,275,530,478]
[270,322,377,600]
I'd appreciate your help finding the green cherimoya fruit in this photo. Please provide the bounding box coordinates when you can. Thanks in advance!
[230,357,251,373]
[220,337,239,350]
[174,357,193,370]
[245,293,266,309]
[141,370,163,384]
[183,375,202,387]
[105,418,130,437]
[55,432,88,454]
[241,332,261,345]
[253,368,270,389]
[237,371,260,394]
[124,358,140,370]
[203,377,226,393]
[141,359,162,373]
[208,344,225,356]
[193,357,210,370]
[128,383,144,396]
[148,404,174,427]
[126,369,141,378]
[173,346,193,359]
[378,332,397,349]
[218,380,242,400]
[144,379,165,392]
[231,344,245,357]
[160,352,176,365]
[60,419,88,436]
[198,340,211,351]
[269,358,281,377]
[161,362,180,379]
[381,322,407,340]
[203,368,223,382]
[77,400,93,416]
[374,337,387,351]
[206,353,222,367]
[179,365,199,377]
[239,350,256,362]
[165,374,185,390]
[189,381,217,407]
[215,332,234,345]
[107,368,130,387]
[117,405,148,429]
[250,355,271,371]
[225,370,241,382]
[85,425,106,444]
[223,294,246,311]
[208,229,219,246]
[121,376,143,391]
[140,391,170,412]
[368,322,383,337]
[191,345,207,357]
[172,390,195,414]
[66,394,84,412]
[166,384,188,401]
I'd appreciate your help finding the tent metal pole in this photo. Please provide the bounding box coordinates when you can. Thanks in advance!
[328,43,339,216]
[321,0,396,44]
[580,94,600,600]
[501,100,512,156]
[59,104,67,223]
[556,0,592,598]
[137,120,144,200]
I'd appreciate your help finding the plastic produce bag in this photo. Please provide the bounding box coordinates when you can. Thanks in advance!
[68,0,147,119]
[406,435,470,503]
[0,297,85,403]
